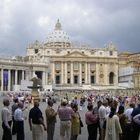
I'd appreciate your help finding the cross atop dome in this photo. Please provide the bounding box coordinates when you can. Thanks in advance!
[55,19,62,30]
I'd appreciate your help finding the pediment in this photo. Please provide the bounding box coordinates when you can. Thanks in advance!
[63,51,89,58]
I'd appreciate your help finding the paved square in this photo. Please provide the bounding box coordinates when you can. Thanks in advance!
[0,96,90,140]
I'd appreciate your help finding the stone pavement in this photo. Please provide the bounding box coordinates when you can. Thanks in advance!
[0,97,91,140]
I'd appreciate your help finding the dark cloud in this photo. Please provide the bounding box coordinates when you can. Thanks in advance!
[0,0,140,56]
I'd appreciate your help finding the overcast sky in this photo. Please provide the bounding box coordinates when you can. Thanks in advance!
[0,0,140,56]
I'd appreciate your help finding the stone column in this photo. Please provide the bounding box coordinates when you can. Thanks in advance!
[114,64,118,86]
[8,69,11,91]
[61,62,64,84]
[104,64,108,85]
[1,69,3,91]
[42,71,46,87]
[45,72,48,85]
[79,62,82,85]
[52,62,55,84]
[96,63,99,85]
[15,70,18,85]
[32,71,35,77]
[64,62,67,84]
[22,70,25,80]
[71,62,73,84]
[25,70,29,80]
[88,63,91,84]
[11,70,14,88]
[85,62,88,84]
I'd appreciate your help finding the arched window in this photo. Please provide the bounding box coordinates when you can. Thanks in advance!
[109,72,114,84]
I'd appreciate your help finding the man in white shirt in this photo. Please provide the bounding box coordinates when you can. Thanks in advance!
[1,98,12,140]
[14,102,25,140]
[98,100,108,140]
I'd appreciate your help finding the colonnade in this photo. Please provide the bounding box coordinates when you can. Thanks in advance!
[51,61,118,86]
[52,61,96,85]
[0,68,26,91]
[0,61,117,91]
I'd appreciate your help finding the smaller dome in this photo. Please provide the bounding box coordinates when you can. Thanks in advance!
[55,19,62,30]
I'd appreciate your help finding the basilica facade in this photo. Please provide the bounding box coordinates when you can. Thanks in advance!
[0,20,119,91]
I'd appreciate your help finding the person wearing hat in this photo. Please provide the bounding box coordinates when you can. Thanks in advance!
[58,98,74,140]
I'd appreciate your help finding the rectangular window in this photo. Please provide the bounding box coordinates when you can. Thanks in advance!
[67,78,70,84]
[91,76,95,84]
[55,63,61,70]
[73,62,78,70]
[74,75,78,84]
[55,75,60,84]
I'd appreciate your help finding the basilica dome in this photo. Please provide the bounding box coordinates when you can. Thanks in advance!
[46,19,71,45]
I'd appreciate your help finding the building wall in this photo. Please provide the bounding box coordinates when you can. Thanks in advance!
[0,20,120,91]
[118,52,140,88]
[26,41,118,87]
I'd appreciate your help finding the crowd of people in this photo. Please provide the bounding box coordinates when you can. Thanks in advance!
[1,90,140,140]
